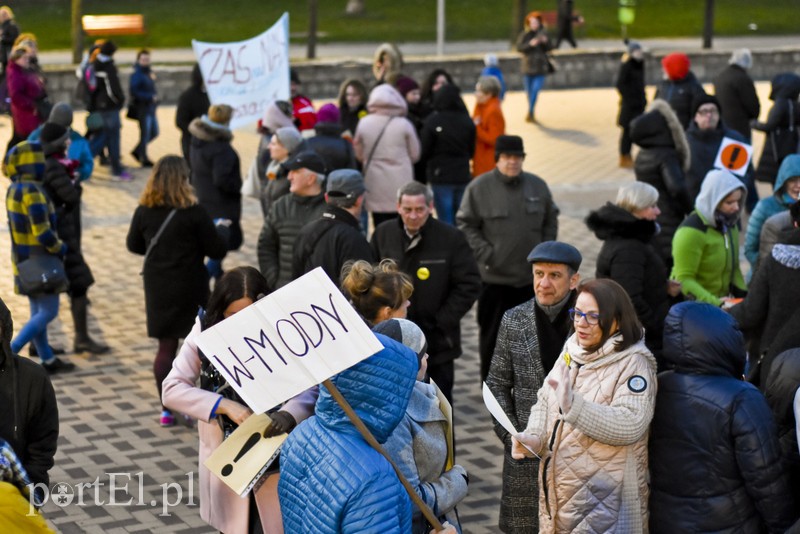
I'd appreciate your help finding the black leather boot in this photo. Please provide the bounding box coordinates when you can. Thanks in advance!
[71,295,110,354]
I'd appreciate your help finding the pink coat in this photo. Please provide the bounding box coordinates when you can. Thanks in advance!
[7,61,44,137]
[162,318,318,534]
[354,84,421,214]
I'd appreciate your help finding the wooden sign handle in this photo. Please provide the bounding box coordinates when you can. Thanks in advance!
[323,379,445,532]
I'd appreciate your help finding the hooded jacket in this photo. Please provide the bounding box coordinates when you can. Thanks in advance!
[586,203,670,359]
[754,73,800,185]
[524,334,657,534]
[420,85,476,186]
[764,349,800,508]
[649,302,795,533]
[279,334,418,533]
[671,169,747,305]
[685,119,753,203]
[745,154,800,266]
[5,141,63,294]
[354,84,421,213]
[0,297,59,490]
[630,99,691,266]
[90,55,125,112]
[189,117,242,249]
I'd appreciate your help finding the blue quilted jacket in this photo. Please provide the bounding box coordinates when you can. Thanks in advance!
[279,334,418,533]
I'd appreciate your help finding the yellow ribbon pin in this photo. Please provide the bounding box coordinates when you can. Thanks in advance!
[563,352,571,367]
[417,267,430,280]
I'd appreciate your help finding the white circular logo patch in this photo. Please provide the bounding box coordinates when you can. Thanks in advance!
[628,375,647,393]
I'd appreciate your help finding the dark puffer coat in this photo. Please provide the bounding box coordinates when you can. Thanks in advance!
[764,349,800,510]
[616,55,646,128]
[188,118,242,249]
[306,122,357,172]
[685,121,753,203]
[753,73,800,185]
[713,63,760,140]
[419,85,476,186]
[586,203,669,361]
[649,302,796,534]
[654,71,706,130]
[630,99,692,267]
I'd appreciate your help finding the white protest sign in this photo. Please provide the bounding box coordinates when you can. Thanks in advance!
[713,137,753,177]
[196,268,384,414]
[192,13,290,130]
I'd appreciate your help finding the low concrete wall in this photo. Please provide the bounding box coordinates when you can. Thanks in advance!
[42,48,800,109]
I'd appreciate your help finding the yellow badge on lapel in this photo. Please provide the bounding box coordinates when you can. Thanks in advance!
[563,352,571,367]
[417,267,430,280]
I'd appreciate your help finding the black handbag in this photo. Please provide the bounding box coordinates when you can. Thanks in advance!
[16,254,68,296]
[126,99,141,121]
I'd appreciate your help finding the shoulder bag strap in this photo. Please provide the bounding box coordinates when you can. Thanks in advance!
[140,209,177,274]
[362,116,395,175]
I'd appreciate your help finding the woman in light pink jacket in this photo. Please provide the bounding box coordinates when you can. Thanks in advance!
[354,83,421,228]
[162,266,318,534]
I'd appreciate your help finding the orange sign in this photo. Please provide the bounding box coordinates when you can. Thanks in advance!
[713,137,753,178]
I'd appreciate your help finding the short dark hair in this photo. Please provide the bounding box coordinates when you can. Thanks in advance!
[397,181,433,204]
[574,278,643,353]
[136,48,150,61]
[204,267,270,328]
[791,200,800,226]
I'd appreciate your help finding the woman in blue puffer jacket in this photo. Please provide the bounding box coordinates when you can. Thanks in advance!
[649,301,796,533]
[278,334,418,533]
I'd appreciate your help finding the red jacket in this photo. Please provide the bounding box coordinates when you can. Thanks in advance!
[7,61,44,137]
[292,94,317,131]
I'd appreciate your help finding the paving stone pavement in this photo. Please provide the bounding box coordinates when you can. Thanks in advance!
[0,83,771,533]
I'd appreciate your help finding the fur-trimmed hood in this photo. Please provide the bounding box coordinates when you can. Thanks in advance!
[630,99,691,171]
[188,116,233,143]
[586,202,658,243]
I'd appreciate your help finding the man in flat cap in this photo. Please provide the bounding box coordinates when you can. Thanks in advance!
[485,240,581,533]
[258,150,327,290]
[372,181,481,404]
[292,168,374,283]
[457,135,559,382]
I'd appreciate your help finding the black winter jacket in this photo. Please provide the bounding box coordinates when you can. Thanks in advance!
[371,216,481,364]
[585,203,669,361]
[306,123,357,173]
[754,73,800,185]
[649,302,796,534]
[175,65,210,160]
[654,71,706,130]
[90,57,125,112]
[420,85,476,186]
[292,205,374,284]
[0,297,58,489]
[41,155,94,294]
[764,349,800,510]
[631,100,692,267]
[616,56,646,127]
[685,122,753,202]
[188,118,242,249]
[713,64,760,140]
[257,192,326,291]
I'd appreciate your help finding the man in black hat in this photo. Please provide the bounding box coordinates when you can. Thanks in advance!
[257,150,327,290]
[485,240,581,533]
[292,168,374,283]
[371,181,481,404]
[457,134,559,382]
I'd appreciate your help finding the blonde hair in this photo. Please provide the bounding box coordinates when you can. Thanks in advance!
[208,104,233,126]
[616,182,659,213]
[13,32,36,50]
[139,156,196,209]
[0,6,14,20]
[341,259,413,324]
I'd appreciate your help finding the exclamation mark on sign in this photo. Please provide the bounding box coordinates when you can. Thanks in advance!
[727,147,741,169]
[221,432,261,476]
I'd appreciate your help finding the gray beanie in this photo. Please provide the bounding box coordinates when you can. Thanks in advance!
[275,126,303,154]
[48,102,74,128]
[372,318,428,366]
[729,48,752,69]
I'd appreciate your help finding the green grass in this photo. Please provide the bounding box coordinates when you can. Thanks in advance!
[13,0,800,50]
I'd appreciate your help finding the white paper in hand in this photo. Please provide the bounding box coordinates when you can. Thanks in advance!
[482,382,541,459]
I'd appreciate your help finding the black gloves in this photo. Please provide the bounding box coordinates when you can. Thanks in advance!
[263,410,296,437]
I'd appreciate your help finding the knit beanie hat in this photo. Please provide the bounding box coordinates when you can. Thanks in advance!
[274,126,303,154]
[48,102,74,128]
[99,40,117,56]
[395,75,419,98]
[316,103,340,124]
[661,53,690,81]
[729,48,752,70]
[691,93,722,118]
[208,104,233,127]
[261,100,294,133]
[40,123,70,155]
[484,53,498,67]
[372,318,428,367]
[627,41,642,54]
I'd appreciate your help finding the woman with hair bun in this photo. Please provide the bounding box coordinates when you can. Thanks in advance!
[340,258,413,326]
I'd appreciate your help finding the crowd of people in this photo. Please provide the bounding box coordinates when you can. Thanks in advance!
[2,8,800,533]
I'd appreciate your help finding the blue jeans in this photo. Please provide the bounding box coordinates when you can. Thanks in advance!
[134,111,159,162]
[523,74,546,117]
[89,110,123,174]
[10,294,60,363]
[432,184,466,226]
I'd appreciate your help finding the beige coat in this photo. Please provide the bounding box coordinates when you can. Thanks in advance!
[525,333,657,533]
[162,318,318,534]
[353,84,421,214]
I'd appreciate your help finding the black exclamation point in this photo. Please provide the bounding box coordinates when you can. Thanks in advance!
[221,432,261,476]
[728,147,741,169]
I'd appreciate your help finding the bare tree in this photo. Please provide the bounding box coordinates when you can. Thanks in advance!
[72,0,83,63]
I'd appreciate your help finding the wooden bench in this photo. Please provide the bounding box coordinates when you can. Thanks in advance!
[81,14,145,36]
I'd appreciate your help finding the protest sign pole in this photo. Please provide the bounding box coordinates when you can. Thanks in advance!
[323,378,445,532]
